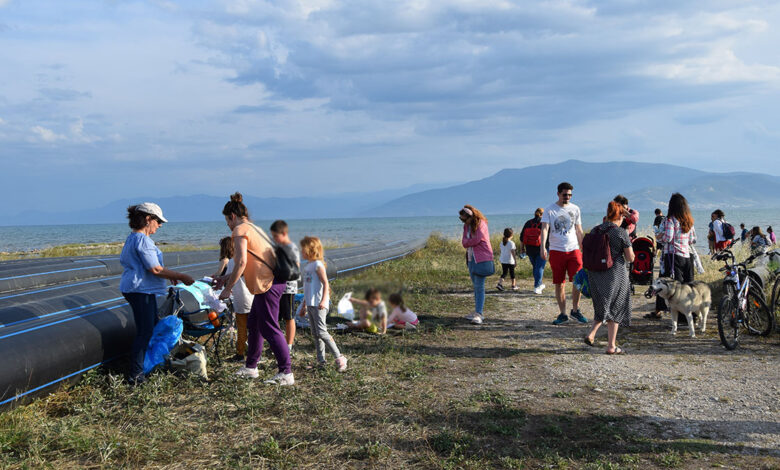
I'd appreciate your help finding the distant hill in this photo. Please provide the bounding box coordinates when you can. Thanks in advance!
[367,160,780,216]
[6,160,779,226]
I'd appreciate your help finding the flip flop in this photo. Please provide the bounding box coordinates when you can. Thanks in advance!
[605,347,624,355]
[583,336,595,347]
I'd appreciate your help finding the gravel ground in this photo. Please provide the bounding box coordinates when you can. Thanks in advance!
[445,278,780,458]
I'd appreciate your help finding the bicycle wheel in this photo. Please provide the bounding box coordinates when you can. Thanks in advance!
[744,290,774,336]
[717,294,739,350]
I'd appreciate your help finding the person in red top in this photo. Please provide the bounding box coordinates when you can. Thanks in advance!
[460,205,494,326]
[519,208,547,294]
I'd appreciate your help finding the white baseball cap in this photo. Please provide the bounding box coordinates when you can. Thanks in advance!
[135,202,168,223]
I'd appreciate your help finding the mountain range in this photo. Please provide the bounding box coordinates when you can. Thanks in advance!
[6,160,780,225]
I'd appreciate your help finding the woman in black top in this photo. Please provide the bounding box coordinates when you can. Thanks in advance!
[519,208,547,294]
[584,201,635,354]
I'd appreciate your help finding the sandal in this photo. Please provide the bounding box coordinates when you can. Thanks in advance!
[605,347,624,355]
[583,336,595,347]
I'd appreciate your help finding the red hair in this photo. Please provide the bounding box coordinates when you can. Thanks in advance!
[606,201,623,223]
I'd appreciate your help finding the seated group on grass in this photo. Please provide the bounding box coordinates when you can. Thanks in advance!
[345,288,419,334]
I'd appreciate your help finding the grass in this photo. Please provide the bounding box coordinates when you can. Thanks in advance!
[1,234,777,469]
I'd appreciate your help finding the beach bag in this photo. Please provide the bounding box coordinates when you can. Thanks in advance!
[167,341,208,380]
[469,260,495,277]
[522,222,542,247]
[582,225,613,272]
[247,224,301,282]
[143,315,184,374]
[722,222,736,240]
[574,269,591,299]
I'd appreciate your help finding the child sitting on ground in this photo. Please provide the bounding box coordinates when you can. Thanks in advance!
[347,288,388,334]
[386,293,418,330]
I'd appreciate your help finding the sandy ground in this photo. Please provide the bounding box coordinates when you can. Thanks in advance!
[433,278,780,458]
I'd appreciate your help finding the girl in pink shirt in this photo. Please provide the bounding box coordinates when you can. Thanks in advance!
[460,205,494,325]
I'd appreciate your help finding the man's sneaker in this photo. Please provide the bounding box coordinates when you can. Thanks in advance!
[335,355,348,372]
[496,284,505,291]
[534,286,543,295]
[552,313,569,325]
[511,286,518,291]
[539,283,546,291]
[463,312,477,321]
[264,372,295,386]
[235,366,259,378]
[471,314,483,325]
[570,309,589,324]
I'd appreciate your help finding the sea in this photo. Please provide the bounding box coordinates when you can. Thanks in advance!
[1,210,777,253]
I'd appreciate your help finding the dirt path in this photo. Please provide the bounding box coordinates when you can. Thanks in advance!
[424,278,780,461]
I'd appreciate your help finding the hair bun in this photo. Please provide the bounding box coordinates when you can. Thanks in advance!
[230,192,243,203]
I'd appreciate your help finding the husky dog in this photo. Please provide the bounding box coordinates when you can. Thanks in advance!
[649,278,712,337]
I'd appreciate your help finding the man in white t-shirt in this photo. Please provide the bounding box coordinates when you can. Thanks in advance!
[540,182,587,325]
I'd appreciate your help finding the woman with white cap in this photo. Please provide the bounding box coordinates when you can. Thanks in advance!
[120,203,194,385]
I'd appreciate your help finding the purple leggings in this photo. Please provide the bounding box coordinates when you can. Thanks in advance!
[245,282,291,374]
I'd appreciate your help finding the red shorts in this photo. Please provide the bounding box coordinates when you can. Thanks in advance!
[549,249,583,285]
[715,240,731,251]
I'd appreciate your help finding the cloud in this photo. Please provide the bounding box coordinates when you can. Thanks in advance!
[30,125,65,143]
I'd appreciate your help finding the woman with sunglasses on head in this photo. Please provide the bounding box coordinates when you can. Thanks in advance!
[120,203,195,385]
[459,205,494,325]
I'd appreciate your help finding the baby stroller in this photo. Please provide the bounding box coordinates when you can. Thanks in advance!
[630,235,656,288]
[163,280,233,366]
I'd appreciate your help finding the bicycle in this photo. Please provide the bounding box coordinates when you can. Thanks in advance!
[712,249,774,350]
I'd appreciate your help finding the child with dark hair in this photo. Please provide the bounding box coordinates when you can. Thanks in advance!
[212,236,254,362]
[270,220,300,354]
[497,228,517,291]
[387,293,419,330]
[348,288,388,334]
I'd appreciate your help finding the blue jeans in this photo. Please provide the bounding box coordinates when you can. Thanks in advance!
[468,260,488,315]
[528,253,546,288]
[123,292,159,383]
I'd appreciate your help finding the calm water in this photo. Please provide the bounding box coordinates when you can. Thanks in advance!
[1,211,778,253]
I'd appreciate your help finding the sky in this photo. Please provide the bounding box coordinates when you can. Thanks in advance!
[1,0,780,214]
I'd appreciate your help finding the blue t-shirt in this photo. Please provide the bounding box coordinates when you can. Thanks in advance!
[119,232,166,295]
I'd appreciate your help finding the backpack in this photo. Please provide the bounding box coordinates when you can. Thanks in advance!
[246,224,301,282]
[722,222,736,240]
[522,221,542,247]
[582,225,613,272]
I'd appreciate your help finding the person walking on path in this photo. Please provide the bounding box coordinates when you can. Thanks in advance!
[584,201,635,355]
[496,228,517,291]
[653,208,665,255]
[519,208,547,294]
[460,205,494,325]
[216,192,293,386]
[710,210,729,252]
[540,182,588,325]
[120,203,194,385]
[649,193,697,321]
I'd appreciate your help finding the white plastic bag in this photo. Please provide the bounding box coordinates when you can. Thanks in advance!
[335,292,355,321]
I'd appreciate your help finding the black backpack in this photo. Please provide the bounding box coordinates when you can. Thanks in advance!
[722,222,736,240]
[246,224,301,282]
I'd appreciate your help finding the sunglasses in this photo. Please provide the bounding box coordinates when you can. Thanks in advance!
[560,193,572,197]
